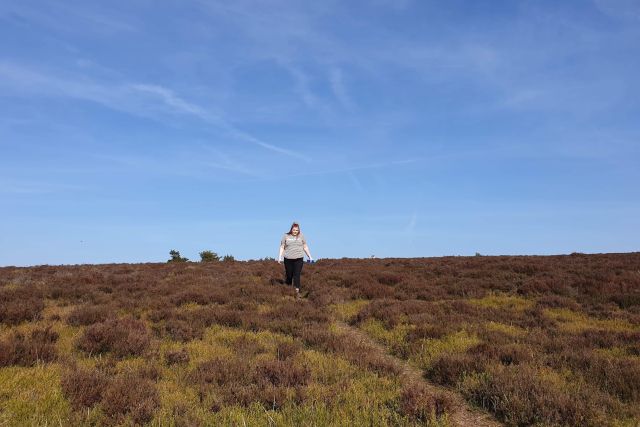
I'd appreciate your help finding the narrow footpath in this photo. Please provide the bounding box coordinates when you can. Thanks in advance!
[332,321,502,427]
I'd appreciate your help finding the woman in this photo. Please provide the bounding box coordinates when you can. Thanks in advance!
[278,222,313,295]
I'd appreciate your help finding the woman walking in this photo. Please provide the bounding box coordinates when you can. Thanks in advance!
[278,222,313,296]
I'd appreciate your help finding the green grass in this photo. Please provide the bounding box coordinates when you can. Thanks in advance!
[0,364,73,426]
[543,308,640,333]
[329,299,370,322]
[468,293,533,312]
[360,318,414,349]
[408,330,481,370]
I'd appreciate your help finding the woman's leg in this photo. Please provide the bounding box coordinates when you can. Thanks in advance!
[284,258,294,285]
[292,257,304,289]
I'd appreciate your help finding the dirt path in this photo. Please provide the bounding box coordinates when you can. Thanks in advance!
[332,321,502,427]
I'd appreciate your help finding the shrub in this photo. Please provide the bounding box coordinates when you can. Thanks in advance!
[189,306,244,328]
[400,382,453,422]
[276,341,301,360]
[199,250,220,262]
[426,353,485,386]
[467,343,535,367]
[153,318,203,342]
[0,326,58,366]
[231,335,267,358]
[259,384,298,410]
[167,250,189,263]
[165,348,190,365]
[223,254,235,262]
[66,304,112,326]
[254,359,310,387]
[76,317,151,358]
[564,352,640,402]
[190,357,252,387]
[377,274,402,286]
[406,324,451,341]
[101,372,160,425]
[215,384,261,408]
[300,327,344,353]
[170,290,213,306]
[462,364,611,426]
[0,287,44,325]
[60,364,108,409]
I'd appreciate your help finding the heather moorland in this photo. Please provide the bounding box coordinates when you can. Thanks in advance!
[1,253,640,426]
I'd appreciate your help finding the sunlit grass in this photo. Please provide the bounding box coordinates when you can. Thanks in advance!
[409,330,481,370]
[0,302,82,358]
[544,308,639,333]
[205,325,292,353]
[594,347,631,359]
[0,363,72,426]
[360,318,414,349]
[468,293,533,312]
[148,344,442,426]
[329,299,370,322]
[484,321,527,337]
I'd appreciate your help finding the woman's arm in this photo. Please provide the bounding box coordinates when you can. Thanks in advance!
[278,244,284,263]
[303,244,312,261]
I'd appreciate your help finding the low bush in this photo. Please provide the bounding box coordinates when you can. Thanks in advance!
[66,304,112,326]
[167,250,189,263]
[60,364,108,409]
[101,372,160,425]
[254,359,310,387]
[231,335,267,358]
[76,317,151,358]
[462,364,611,427]
[426,353,486,386]
[400,382,454,422]
[276,340,301,360]
[0,286,44,325]
[190,357,253,387]
[153,318,203,342]
[165,348,190,365]
[0,326,58,366]
[561,352,640,402]
[199,250,220,262]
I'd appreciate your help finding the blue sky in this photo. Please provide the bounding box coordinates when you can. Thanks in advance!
[1,0,639,266]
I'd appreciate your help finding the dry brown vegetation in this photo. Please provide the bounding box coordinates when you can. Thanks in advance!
[1,252,639,425]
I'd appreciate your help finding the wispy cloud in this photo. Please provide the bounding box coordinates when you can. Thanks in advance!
[196,144,266,178]
[130,84,212,120]
[405,212,417,233]
[2,2,138,35]
[0,61,309,161]
[347,170,364,193]
[0,179,88,194]
[592,0,640,21]
[256,158,420,181]
[329,67,355,111]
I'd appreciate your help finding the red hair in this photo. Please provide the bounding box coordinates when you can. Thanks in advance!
[287,222,301,235]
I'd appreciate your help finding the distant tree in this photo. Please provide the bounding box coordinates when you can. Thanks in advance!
[475,252,482,257]
[168,250,188,263]
[262,256,275,261]
[222,254,235,262]
[199,250,220,263]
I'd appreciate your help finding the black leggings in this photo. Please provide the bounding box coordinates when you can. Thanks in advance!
[284,257,304,288]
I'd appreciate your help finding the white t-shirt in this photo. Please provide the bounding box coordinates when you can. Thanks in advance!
[281,233,306,259]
